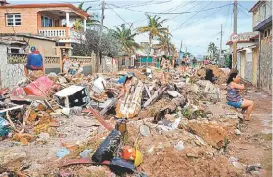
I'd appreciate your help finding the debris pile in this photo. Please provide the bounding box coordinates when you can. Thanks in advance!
[0,66,261,177]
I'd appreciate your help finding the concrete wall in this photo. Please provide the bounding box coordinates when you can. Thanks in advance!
[0,44,25,88]
[258,36,272,93]
[102,56,118,73]
[24,37,56,56]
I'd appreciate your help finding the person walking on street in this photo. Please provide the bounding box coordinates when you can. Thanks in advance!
[24,46,44,77]
[161,55,171,85]
[192,57,197,68]
[181,56,187,72]
[226,70,254,121]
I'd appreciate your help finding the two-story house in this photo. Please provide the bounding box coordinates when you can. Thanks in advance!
[0,1,89,56]
[249,0,272,93]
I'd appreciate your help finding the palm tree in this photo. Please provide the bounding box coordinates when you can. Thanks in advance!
[73,19,83,31]
[78,2,100,28]
[137,14,169,65]
[207,42,218,60]
[112,24,140,55]
[78,2,92,12]
[153,34,176,55]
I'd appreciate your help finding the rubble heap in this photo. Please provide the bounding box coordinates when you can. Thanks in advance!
[0,66,259,177]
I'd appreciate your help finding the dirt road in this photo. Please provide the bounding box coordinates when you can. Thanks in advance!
[229,87,272,177]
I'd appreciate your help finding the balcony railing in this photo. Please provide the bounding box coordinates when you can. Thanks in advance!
[38,27,69,38]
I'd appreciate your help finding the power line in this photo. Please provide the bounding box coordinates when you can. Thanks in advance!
[107,0,172,12]
[223,0,232,34]
[106,5,132,27]
[166,1,203,21]
[181,2,231,30]
[108,1,233,15]
[130,1,197,27]
[238,3,251,17]
[171,1,214,32]
[132,0,197,29]
[106,5,149,39]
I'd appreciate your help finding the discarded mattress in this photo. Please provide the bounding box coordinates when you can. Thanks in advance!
[24,76,54,96]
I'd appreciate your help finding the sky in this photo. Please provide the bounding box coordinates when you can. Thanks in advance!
[9,0,257,57]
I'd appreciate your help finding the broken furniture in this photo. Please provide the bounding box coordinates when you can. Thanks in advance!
[55,85,90,108]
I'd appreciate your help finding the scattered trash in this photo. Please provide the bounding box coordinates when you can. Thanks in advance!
[79,149,93,158]
[139,124,151,137]
[232,161,245,170]
[93,77,107,93]
[186,153,199,158]
[57,148,71,158]
[0,117,10,137]
[174,141,184,151]
[92,129,121,163]
[235,129,241,135]
[246,164,262,173]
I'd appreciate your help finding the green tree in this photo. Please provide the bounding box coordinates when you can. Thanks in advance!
[137,15,169,64]
[153,34,176,55]
[207,42,218,60]
[78,2,100,27]
[111,24,140,55]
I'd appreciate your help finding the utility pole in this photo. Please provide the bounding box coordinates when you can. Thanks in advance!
[97,0,105,72]
[167,25,170,56]
[233,0,238,69]
[219,24,223,66]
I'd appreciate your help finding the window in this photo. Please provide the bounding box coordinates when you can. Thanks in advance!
[122,57,125,65]
[6,13,21,26]
[10,48,20,53]
[41,16,53,27]
[263,4,266,19]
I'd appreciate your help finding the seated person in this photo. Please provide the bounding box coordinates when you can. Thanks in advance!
[76,62,84,74]
[68,63,79,75]
[205,69,217,83]
[24,46,43,77]
[226,71,254,121]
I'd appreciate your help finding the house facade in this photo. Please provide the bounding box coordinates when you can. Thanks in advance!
[226,32,259,86]
[0,2,89,56]
[250,0,272,93]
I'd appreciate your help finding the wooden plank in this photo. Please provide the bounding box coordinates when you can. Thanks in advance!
[144,85,152,98]
[99,98,118,115]
[0,105,24,114]
[143,86,167,108]
[88,106,113,131]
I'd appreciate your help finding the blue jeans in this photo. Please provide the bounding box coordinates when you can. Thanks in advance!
[227,99,243,108]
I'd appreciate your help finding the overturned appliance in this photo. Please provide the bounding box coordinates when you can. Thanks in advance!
[55,85,90,108]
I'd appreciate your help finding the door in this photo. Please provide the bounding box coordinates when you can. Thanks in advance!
[252,47,258,86]
[240,52,246,79]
